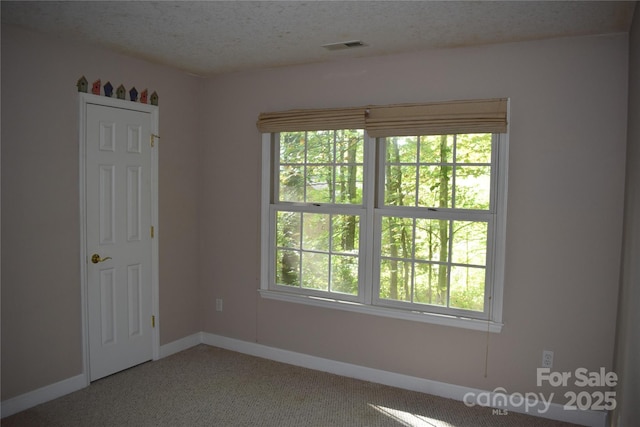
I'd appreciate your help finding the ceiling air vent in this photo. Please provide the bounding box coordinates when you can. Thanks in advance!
[322,40,367,51]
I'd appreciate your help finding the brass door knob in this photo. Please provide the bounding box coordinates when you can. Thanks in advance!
[91,254,112,264]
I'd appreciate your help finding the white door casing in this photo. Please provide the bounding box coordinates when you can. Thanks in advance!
[79,93,159,382]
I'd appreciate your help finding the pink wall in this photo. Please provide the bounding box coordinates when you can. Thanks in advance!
[200,34,628,397]
[1,25,202,399]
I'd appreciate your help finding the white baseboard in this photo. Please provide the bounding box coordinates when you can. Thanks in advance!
[201,332,607,427]
[159,332,202,358]
[1,373,87,419]
[1,332,608,427]
[1,334,202,419]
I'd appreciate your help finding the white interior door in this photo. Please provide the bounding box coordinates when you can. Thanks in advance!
[85,101,154,381]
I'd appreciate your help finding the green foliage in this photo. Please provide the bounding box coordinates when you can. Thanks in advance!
[450,265,486,311]
[380,133,492,312]
[279,130,364,204]
[275,129,363,296]
[275,210,360,295]
[275,131,492,311]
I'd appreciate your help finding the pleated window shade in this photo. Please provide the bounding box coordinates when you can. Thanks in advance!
[257,98,507,136]
[256,107,366,132]
[365,98,508,137]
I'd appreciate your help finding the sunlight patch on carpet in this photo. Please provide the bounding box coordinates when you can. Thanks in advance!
[369,404,457,427]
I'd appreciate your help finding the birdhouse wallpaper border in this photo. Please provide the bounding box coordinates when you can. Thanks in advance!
[76,76,158,106]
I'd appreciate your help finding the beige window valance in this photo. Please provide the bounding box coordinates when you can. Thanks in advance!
[256,98,508,136]
[256,107,365,132]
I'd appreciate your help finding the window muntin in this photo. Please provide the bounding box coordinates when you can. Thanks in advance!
[275,210,361,296]
[266,129,505,325]
[377,215,489,313]
[272,129,366,301]
[377,133,496,317]
[277,130,365,205]
[383,134,493,210]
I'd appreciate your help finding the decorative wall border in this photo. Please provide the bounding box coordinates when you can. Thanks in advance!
[76,76,158,105]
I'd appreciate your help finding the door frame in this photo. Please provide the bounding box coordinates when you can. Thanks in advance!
[78,93,160,385]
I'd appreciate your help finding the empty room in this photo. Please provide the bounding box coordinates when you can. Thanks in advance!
[2,1,639,426]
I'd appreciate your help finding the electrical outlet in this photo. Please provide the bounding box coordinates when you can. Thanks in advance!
[542,350,554,368]
[215,298,223,312]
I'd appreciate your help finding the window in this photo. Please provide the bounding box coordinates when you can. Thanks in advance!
[259,99,508,332]
[274,130,365,299]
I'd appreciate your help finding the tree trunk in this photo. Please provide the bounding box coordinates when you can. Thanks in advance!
[386,138,403,299]
[437,135,450,304]
[343,137,358,250]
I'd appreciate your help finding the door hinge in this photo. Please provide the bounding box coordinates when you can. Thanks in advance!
[151,226,154,238]
[152,315,156,328]
[151,134,160,147]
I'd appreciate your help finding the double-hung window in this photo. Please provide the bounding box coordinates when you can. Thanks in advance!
[272,129,366,300]
[259,99,508,332]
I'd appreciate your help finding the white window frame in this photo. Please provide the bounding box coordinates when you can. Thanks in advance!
[260,131,508,333]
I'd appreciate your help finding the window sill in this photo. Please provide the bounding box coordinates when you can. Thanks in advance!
[259,289,503,333]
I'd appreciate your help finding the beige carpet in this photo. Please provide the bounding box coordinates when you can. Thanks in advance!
[2,345,582,427]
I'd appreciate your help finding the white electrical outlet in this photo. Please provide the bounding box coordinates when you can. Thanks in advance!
[216,298,223,312]
[542,350,554,368]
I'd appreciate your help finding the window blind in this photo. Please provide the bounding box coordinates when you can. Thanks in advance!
[256,107,366,132]
[365,98,508,137]
[256,98,508,136]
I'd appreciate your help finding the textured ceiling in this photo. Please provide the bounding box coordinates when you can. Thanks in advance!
[1,1,636,76]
